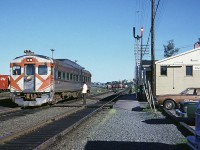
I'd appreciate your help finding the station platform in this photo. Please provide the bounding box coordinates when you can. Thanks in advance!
[114,93,148,111]
[48,93,188,150]
[91,93,188,150]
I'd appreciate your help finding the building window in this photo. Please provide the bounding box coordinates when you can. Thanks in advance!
[186,66,193,76]
[160,66,167,76]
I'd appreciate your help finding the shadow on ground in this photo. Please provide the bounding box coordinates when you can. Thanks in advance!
[0,99,18,107]
[118,93,137,101]
[142,118,173,124]
[85,141,190,150]
[131,106,142,111]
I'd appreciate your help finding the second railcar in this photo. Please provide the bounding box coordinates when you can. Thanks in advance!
[10,50,91,107]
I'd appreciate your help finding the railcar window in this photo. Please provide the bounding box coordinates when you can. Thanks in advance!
[12,66,21,75]
[76,75,78,81]
[79,75,81,82]
[58,71,61,79]
[82,76,84,82]
[63,72,66,80]
[54,69,57,79]
[25,64,35,75]
[67,73,69,80]
[38,65,47,75]
[70,74,73,80]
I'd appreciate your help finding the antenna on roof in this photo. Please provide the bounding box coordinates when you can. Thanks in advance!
[50,49,55,58]
[24,50,34,55]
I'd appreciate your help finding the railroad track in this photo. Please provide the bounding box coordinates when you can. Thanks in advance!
[0,91,124,150]
[0,92,10,100]
[0,106,52,122]
[0,90,117,118]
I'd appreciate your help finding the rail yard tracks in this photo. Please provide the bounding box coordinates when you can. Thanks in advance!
[0,90,117,117]
[0,90,125,150]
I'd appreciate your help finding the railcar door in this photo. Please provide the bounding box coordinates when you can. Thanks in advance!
[24,64,35,92]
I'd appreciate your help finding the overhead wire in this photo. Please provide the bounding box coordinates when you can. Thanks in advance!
[142,0,161,57]
[133,0,150,36]
[136,0,194,60]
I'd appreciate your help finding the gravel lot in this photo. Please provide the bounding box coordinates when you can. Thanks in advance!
[47,94,190,150]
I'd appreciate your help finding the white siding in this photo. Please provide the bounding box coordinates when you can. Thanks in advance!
[156,48,200,95]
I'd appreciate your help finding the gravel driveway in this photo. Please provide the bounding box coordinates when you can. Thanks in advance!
[47,94,190,150]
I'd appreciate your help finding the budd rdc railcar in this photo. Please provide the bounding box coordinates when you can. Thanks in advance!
[10,50,91,107]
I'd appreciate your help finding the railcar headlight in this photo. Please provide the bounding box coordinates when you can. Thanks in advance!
[26,58,33,62]
[27,75,32,80]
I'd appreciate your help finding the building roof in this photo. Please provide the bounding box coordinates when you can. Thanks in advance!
[155,47,200,64]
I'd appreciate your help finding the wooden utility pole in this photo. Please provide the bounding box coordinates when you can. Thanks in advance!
[151,0,156,97]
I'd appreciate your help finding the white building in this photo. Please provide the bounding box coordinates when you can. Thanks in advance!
[155,47,200,95]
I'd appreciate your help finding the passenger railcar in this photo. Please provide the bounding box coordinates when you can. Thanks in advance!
[10,50,91,107]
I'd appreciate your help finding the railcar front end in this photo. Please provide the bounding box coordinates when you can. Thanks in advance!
[10,50,54,107]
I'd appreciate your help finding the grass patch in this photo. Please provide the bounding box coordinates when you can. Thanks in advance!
[176,138,191,150]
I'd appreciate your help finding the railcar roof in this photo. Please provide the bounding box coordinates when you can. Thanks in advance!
[56,59,82,68]
[14,54,51,60]
[13,54,91,75]
[55,59,91,75]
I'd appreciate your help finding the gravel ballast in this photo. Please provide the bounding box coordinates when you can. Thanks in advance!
[47,95,189,150]
[0,92,114,138]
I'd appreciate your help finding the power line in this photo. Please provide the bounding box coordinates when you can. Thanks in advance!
[143,0,161,56]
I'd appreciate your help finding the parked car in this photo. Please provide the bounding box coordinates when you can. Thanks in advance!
[155,87,200,110]
[176,101,199,119]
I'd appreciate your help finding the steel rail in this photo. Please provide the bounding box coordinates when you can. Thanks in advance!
[0,91,124,150]
[162,107,195,135]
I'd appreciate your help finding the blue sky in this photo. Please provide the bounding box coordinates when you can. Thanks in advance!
[0,0,200,83]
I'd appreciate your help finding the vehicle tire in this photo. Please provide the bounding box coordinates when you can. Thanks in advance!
[163,100,175,110]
